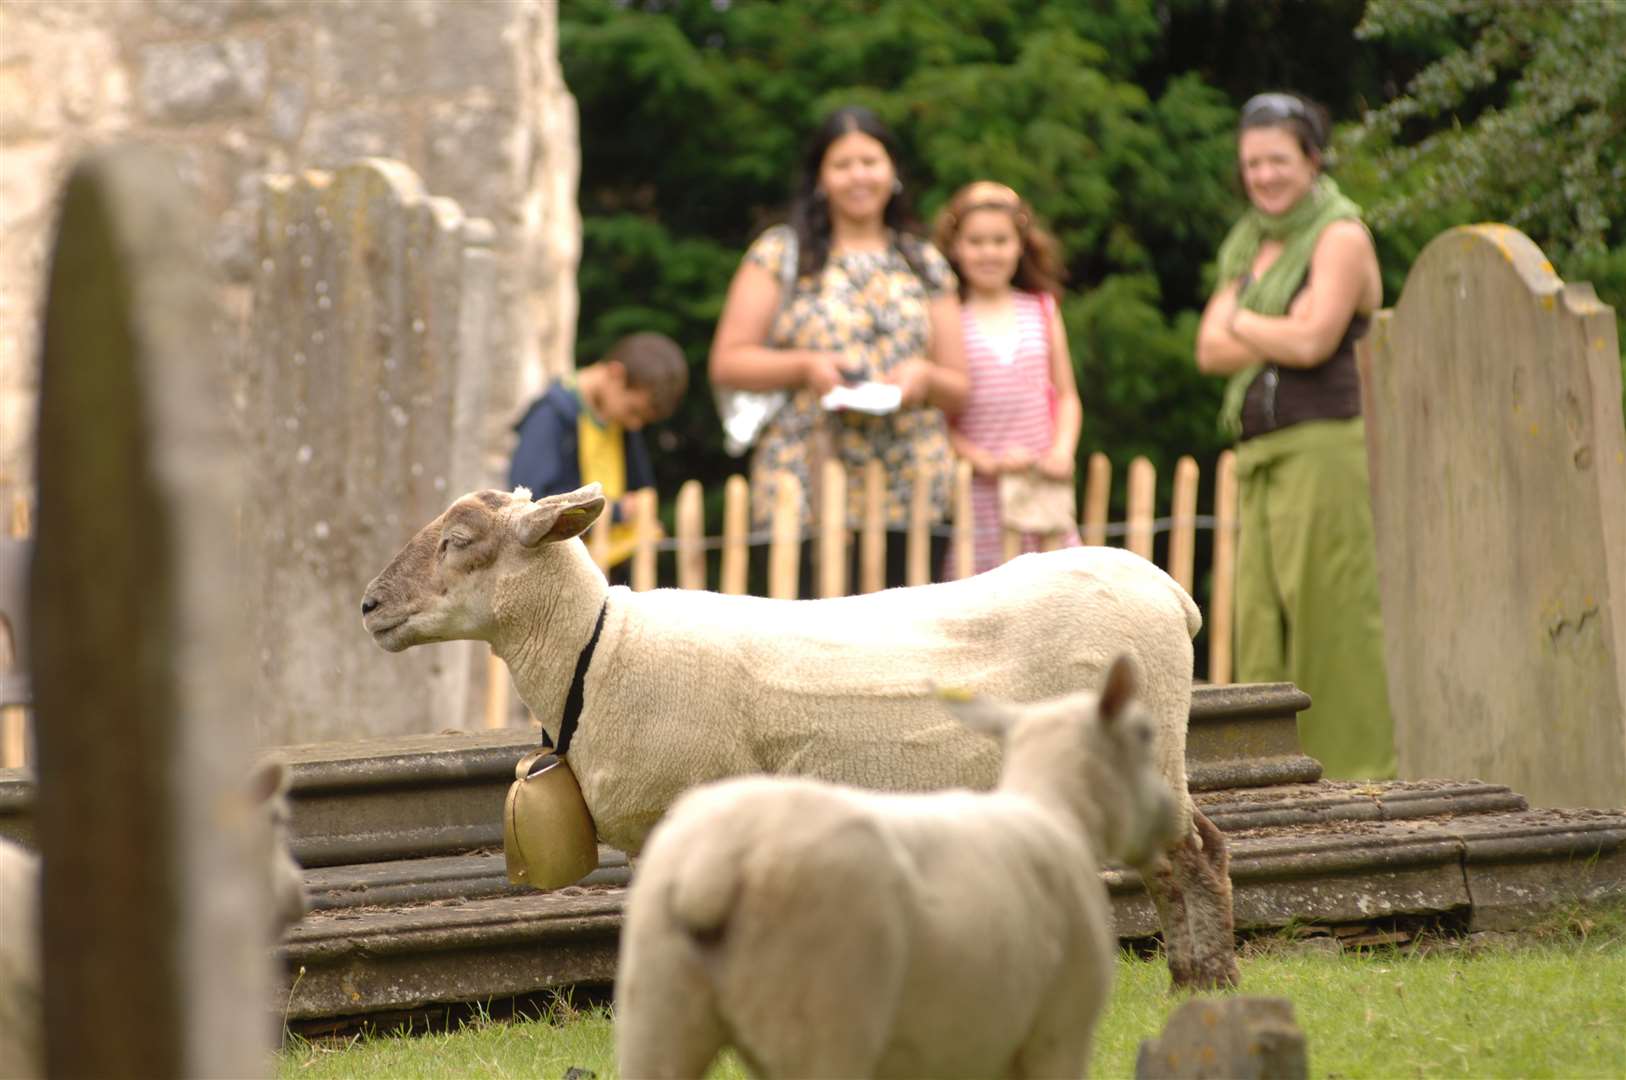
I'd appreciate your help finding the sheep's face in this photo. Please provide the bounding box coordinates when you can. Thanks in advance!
[360,485,606,652]
[944,656,1182,866]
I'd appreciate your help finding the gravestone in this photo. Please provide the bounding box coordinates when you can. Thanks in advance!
[246,159,496,744]
[32,144,271,1077]
[1136,996,1307,1079]
[1359,224,1626,809]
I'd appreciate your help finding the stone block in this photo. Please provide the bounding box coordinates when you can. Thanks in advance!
[1137,996,1307,1080]
[33,140,270,1078]
[139,37,269,123]
[246,159,495,743]
[312,0,518,103]
[1359,225,1626,809]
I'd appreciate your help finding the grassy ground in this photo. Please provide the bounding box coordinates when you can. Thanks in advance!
[277,905,1626,1078]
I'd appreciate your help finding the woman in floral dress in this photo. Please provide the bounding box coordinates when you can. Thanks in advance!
[709,106,968,588]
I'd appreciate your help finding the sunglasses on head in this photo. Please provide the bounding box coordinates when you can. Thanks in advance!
[1241,92,1309,125]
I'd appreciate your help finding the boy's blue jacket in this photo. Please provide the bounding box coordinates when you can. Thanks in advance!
[507,383,656,508]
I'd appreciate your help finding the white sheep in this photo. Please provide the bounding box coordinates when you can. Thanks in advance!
[615,656,1182,1079]
[361,484,1237,989]
[0,760,307,1080]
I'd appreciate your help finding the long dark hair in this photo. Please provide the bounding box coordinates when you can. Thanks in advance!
[788,106,929,280]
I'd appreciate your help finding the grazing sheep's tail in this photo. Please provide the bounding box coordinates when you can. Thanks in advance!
[664,830,749,946]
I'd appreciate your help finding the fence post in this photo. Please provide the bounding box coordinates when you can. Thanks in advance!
[1168,455,1199,593]
[630,487,658,591]
[768,472,802,600]
[819,459,848,598]
[860,459,886,593]
[1209,449,1238,685]
[951,459,975,580]
[1082,452,1111,545]
[1126,456,1156,560]
[906,475,932,586]
[721,475,749,595]
[675,480,705,590]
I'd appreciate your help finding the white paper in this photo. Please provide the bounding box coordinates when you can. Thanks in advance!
[820,381,903,415]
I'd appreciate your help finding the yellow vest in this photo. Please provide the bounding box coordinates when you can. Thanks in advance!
[577,406,639,567]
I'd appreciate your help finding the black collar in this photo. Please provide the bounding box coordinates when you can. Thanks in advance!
[555,600,607,756]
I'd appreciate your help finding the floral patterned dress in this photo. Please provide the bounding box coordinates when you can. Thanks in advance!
[744,224,957,530]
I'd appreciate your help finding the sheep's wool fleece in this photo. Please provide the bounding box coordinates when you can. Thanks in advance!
[558,544,1199,855]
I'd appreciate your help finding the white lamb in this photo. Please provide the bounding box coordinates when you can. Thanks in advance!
[615,657,1181,1079]
[0,760,307,1080]
[361,484,1237,988]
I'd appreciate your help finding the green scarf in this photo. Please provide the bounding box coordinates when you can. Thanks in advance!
[1214,174,1362,437]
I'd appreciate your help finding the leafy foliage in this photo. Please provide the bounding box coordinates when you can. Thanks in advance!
[563,0,1626,512]
[1343,0,1626,350]
[563,0,1242,505]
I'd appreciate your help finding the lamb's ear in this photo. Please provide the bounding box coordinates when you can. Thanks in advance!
[513,485,606,547]
[246,758,289,805]
[1098,654,1138,728]
[936,685,1019,740]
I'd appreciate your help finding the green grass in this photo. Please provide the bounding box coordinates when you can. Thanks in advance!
[277,906,1626,1079]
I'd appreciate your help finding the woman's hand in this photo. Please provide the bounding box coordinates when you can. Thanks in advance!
[883,358,937,408]
[1036,447,1075,481]
[801,351,848,396]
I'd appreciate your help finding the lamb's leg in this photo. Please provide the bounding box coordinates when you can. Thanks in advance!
[615,922,728,1078]
[720,826,909,1078]
[1180,808,1239,989]
[1142,848,1197,990]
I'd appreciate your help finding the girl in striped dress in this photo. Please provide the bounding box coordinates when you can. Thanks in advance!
[932,182,1082,575]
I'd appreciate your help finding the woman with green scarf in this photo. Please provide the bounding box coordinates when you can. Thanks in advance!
[1196,92,1396,780]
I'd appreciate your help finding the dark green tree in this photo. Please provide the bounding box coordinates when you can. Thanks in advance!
[563,0,1244,506]
[1341,0,1626,359]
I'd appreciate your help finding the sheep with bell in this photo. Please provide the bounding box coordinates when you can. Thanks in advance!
[360,483,1237,989]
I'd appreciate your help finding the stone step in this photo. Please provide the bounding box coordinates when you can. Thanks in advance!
[299,778,1527,913]
[276,794,1626,1028]
[0,681,1319,864]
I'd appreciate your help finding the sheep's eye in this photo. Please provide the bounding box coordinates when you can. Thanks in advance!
[440,531,473,554]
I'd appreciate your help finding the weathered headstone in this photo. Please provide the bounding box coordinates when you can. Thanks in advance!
[32,144,270,1077]
[1359,224,1626,809]
[1136,996,1307,1080]
[245,159,496,744]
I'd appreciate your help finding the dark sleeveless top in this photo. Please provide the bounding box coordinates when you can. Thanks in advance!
[1238,271,1370,442]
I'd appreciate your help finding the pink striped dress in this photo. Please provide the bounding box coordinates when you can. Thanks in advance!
[950,290,1081,575]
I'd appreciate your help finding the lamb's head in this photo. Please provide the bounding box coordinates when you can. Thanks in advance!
[942,655,1182,867]
[360,484,606,652]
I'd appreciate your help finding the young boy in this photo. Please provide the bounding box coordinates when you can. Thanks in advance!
[508,332,689,568]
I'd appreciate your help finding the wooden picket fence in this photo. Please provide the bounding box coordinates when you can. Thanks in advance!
[480,449,1240,730]
[3,451,1241,764]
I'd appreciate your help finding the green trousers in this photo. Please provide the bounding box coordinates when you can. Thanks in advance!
[1235,418,1397,780]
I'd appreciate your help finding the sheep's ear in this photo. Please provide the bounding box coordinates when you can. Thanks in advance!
[937,686,1019,740]
[513,486,606,547]
[246,758,289,805]
[1098,655,1138,728]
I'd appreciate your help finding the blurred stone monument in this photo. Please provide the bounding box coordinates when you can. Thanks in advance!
[245,159,494,744]
[32,143,272,1078]
[1137,996,1307,1079]
[1359,224,1626,809]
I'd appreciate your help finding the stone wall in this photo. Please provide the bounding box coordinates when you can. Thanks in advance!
[0,0,580,515]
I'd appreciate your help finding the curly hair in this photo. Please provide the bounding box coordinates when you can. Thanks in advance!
[931,181,1067,299]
